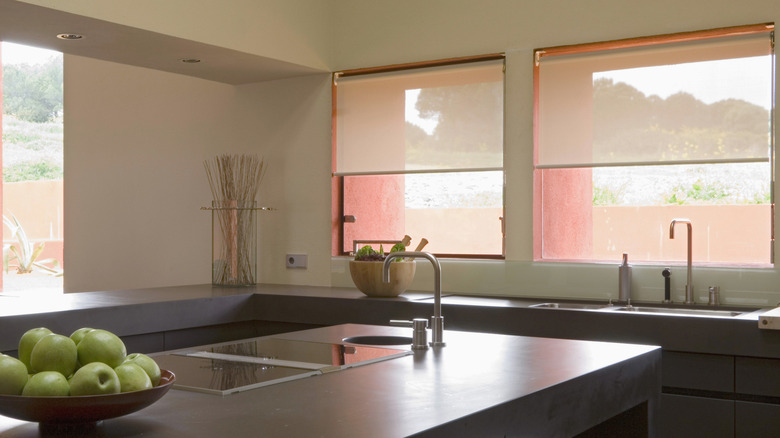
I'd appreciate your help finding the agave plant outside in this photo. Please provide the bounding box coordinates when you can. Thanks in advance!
[2,213,61,275]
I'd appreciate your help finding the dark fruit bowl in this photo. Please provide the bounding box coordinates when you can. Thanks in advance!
[0,369,175,426]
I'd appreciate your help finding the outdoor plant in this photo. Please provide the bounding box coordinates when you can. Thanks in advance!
[664,179,731,205]
[593,185,622,206]
[2,213,61,275]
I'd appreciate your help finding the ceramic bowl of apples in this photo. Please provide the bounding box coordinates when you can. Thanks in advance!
[0,326,175,428]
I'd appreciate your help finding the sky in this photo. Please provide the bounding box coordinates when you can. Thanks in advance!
[594,55,773,110]
[405,89,438,135]
[1,41,61,66]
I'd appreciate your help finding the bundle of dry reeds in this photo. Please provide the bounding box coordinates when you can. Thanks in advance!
[204,154,266,286]
[204,154,266,203]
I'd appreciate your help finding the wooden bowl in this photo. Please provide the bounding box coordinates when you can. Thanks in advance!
[0,369,175,426]
[349,260,416,297]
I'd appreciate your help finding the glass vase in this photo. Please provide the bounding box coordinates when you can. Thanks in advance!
[211,200,257,286]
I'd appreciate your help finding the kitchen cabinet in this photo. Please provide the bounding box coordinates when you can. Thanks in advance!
[662,351,734,392]
[659,351,735,437]
[736,401,780,437]
[734,357,780,437]
[735,356,780,397]
[660,394,734,438]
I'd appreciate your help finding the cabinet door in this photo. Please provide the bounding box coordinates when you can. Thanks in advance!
[660,394,734,438]
[736,401,780,438]
[663,351,734,392]
[735,357,780,398]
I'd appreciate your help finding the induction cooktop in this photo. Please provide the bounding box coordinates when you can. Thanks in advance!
[153,337,410,396]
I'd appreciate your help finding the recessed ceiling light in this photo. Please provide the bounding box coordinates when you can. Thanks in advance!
[179,58,201,63]
[56,33,84,40]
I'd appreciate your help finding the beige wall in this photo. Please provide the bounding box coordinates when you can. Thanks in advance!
[64,54,331,291]
[52,0,780,305]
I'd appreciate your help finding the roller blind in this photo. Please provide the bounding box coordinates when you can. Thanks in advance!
[334,58,504,175]
[536,30,774,168]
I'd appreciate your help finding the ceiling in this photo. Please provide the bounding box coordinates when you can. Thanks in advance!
[0,0,325,84]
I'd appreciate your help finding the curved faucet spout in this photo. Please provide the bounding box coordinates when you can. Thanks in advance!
[669,219,694,304]
[383,251,445,346]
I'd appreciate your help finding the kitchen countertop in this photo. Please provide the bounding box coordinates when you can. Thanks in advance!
[0,324,661,437]
[0,283,776,358]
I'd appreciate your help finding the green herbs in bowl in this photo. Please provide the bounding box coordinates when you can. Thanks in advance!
[350,244,415,297]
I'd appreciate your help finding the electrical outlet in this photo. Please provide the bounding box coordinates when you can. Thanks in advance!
[286,254,307,269]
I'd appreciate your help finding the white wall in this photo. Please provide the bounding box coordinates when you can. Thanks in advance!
[58,0,780,306]
[64,54,331,292]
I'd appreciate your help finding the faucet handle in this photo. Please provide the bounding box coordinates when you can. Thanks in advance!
[390,318,428,331]
[390,318,429,350]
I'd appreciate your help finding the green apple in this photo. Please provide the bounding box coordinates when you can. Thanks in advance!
[114,363,152,393]
[22,371,69,396]
[18,327,53,373]
[69,362,120,396]
[122,353,161,386]
[0,355,29,395]
[30,334,78,377]
[77,329,127,368]
[69,327,95,346]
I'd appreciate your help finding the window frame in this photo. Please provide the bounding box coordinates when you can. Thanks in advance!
[332,54,506,258]
[532,23,776,265]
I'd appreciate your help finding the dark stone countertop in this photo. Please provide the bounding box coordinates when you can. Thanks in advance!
[0,323,661,437]
[0,283,776,358]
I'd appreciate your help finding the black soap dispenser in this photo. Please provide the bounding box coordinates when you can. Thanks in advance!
[619,253,632,303]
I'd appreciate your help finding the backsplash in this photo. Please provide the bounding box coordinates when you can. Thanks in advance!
[331,257,780,308]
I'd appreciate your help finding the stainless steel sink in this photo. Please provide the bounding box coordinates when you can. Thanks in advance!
[341,335,413,346]
[608,306,745,317]
[530,301,752,318]
[530,302,609,310]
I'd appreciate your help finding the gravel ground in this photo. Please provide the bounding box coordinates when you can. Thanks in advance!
[1,115,63,169]
[593,162,770,205]
[405,171,503,208]
[402,162,769,209]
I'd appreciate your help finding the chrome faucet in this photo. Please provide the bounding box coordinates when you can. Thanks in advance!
[383,251,445,347]
[669,218,694,305]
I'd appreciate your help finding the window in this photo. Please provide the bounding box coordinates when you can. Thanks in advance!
[333,56,505,257]
[1,41,64,293]
[534,24,775,265]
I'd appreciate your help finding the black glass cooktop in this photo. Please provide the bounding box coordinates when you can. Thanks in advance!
[153,337,410,395]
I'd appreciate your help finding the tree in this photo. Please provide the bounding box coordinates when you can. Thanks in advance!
[413,82,503,168]
[2,55,63,123]
[593,78,769,161]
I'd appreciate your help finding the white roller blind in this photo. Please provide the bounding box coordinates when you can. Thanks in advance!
[334,59,504,175]
[537,32,774,168]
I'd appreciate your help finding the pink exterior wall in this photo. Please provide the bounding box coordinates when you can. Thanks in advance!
[400,202,769,263]
[538,168,594,259]
[593,204,771,264]
[405,207,503,255]
[342,175,405,253]
[2,180,64,268]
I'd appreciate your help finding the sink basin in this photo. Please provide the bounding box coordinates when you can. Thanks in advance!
[529,301,751,318]
[341,336,413,346]
[609,306,745,317]
[530,302,608,310]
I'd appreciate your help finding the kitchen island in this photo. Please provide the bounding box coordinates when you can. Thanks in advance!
[0,323,660,437]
